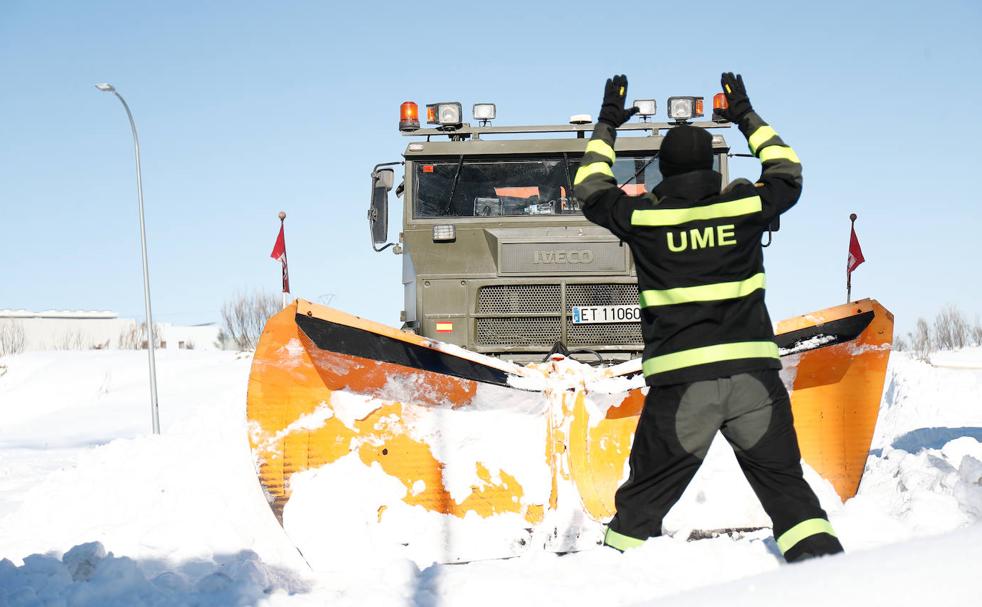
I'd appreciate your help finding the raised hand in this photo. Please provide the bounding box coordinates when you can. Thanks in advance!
[719,72,753,123]
[598,74,639,128]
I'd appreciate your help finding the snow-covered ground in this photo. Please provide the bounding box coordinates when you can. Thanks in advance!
[0,348,980,606]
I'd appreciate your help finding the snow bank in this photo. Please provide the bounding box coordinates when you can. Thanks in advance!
[649,522,982,607]
[873,351,982,449]
[0,542,304,607]
[1,349,981,606]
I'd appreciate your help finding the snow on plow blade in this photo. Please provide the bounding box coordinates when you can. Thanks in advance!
[247,299,892,567]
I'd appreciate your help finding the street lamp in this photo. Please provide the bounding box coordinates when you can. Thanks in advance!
[95,82,161,435]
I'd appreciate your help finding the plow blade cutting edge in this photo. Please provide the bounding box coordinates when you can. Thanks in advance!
[246,299,893,567]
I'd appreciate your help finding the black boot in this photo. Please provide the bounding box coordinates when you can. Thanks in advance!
[784,533,844,563]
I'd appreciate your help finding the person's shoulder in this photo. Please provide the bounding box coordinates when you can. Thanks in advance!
[720,178,757,198]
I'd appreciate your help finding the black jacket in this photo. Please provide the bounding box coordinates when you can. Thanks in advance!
[574,112,802,386]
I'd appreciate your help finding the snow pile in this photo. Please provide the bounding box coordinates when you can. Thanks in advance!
[648,522,982,606]
[873,351,982,449]
[1,348,982,605]
[0,542,301,607]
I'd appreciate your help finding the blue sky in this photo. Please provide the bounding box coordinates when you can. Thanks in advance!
[1,0,980,336]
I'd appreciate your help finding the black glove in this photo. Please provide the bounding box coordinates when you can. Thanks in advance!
[597,74,639,128]
[719,72,753,123]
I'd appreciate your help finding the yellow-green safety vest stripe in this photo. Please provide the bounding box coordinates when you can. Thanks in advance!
[776,518,837,554]
[574,161,615,185]
[585,139,616,163]
[631,196,761,227]
[642,341,780,376]
[748,125,779,155]
[639,273,766,307]
[604,527,646,551]
[759,145,800,164]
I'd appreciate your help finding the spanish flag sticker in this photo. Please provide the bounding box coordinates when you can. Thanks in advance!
[435,321,453,333]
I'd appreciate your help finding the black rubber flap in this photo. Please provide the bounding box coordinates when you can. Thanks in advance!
[295,313,512,387]
[775,311,875,355]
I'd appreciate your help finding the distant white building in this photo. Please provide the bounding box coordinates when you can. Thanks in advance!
[0,310,221,352]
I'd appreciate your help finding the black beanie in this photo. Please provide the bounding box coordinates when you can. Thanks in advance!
[659,126,714,178]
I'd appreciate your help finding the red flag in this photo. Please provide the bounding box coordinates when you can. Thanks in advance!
[270,223,290,293]
[847,223,865,274]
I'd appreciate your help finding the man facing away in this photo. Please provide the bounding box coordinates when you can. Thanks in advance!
[573,72,843,563]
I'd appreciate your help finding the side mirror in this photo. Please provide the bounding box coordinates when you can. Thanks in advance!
[369,168,395,248]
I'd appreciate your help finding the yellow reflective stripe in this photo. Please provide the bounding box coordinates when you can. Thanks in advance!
[631,196,761,226]
[776,518,837,554]
[640,273,766,307]
[759,145,800,164]
[574,161,614,185]
[585,139,615,163]
[642,341,779,376]
[604,527,645,551]
[748,125,778,155]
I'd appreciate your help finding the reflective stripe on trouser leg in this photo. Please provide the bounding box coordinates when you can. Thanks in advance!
[604,527,645,551]
[776,518,837,554]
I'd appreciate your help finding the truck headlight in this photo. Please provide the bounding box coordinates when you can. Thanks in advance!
[667,96,704,122]
[426,102,463,127]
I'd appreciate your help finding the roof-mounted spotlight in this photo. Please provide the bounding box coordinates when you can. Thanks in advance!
[632,99,657,121]
[426,102,463,129]
[473,103,496,126]
[667,96,704,123]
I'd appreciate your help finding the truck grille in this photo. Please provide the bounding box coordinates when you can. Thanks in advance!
[475,283,642,350]
[476,317,562,346]
[566,283,639,307]
[567,320,643,347]
[477,284,561,314]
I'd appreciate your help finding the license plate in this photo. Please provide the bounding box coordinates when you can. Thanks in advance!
[571,305,641,324]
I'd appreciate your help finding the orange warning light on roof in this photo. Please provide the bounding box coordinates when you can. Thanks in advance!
[713,93,728,110]
[400,101,420,132]
[695,98,704,116]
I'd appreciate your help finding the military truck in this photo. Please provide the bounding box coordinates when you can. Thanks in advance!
[368,98,733,364]
[245,96,892,565]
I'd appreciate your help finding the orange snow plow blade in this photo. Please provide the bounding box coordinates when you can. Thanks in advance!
[247,298,892,564]
[776,298,894,500]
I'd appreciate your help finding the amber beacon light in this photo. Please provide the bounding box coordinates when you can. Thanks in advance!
[400,101,420,132]
[712,93,729,123]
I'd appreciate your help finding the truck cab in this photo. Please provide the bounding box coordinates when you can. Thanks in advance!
[369,100,732,364]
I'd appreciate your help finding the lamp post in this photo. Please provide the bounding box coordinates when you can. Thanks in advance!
[95,83,160,435]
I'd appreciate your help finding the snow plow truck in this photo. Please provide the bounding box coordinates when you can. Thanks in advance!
[246,97,893,566]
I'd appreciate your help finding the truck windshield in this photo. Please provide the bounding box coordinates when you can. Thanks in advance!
[413,155,664,218]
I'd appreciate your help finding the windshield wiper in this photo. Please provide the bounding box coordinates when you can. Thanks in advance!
[442,155,465,215]
[624,156,657,189]
[562,152,574,207]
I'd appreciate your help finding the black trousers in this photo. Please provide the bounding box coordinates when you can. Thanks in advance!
[606,369,843,561]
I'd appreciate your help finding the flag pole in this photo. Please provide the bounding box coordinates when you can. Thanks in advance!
[279,211,288,309]
[847,213,857,303]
